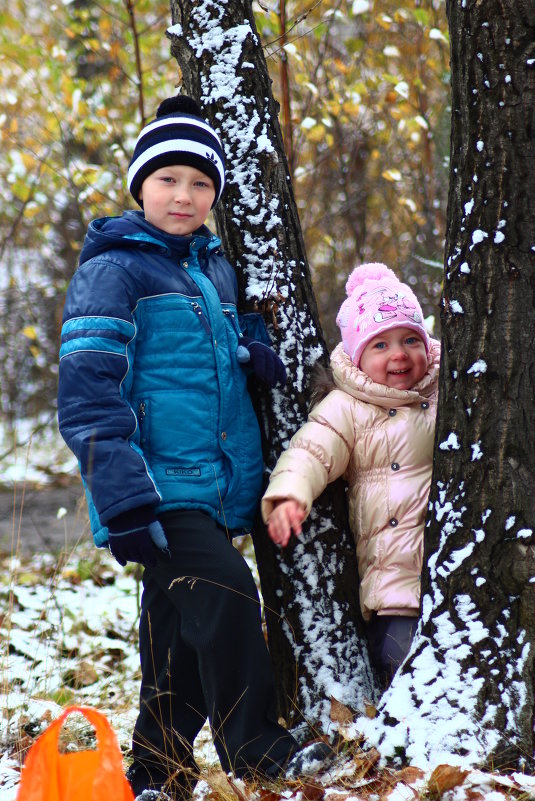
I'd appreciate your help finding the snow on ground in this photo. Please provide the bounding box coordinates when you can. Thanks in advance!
[0,543,221,801]
[3,544,535,800]
[2,425,535,799]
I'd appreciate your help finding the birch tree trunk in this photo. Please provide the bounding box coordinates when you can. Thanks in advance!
[360,0,535,770]
[167,0,378,727]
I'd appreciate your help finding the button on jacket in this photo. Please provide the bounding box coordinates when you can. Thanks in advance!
[262,339,440,620]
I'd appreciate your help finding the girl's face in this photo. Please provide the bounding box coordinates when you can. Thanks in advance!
[139,164,216,235]
[359,327,427,390]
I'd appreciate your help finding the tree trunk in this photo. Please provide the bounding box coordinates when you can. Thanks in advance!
[167,0,378,727]
[360,0,535,770]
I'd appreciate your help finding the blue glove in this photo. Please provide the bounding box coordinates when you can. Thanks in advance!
[106,505,169,567]
[237,336,287,388]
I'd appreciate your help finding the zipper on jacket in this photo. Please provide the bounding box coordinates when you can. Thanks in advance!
[138,401,146,443]
[191,302,212,335]
[223,308,241,338]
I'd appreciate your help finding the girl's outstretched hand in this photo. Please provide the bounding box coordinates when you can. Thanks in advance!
[267,500,306,547]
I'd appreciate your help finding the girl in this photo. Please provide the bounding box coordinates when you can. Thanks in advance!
[262,262,440,687]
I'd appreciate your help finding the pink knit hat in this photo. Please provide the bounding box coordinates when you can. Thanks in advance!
[336,262,430,367]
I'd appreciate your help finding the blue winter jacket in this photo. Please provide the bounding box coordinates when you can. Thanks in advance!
[58,211,264,546]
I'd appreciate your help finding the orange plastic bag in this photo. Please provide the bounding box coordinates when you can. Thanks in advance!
[17,705,134,801]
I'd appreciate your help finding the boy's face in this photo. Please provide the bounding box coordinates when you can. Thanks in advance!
[139,164,216,235]
[359,327,427,390]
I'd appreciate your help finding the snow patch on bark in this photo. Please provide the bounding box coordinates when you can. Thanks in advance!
[278,507,378,728]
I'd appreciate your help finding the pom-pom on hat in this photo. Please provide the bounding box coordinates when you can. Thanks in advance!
[336,262,430,367]
[127,95,225,208]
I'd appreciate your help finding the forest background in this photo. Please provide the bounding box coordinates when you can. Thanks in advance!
[4,2,535,799]
[0,0,449,470]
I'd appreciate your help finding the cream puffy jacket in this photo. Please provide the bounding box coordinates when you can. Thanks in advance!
[262,339,440,621]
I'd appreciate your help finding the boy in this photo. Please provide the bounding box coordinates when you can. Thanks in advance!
[58,95,298,800]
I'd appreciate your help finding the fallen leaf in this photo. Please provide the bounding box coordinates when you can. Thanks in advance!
[364,702,378,718]
[394,766,425,784]
[380,780,419,800]
[351,747,381,778]
[324,795,368,801]
[330,696,354,725]
[258,791,282,801]
[226,777,250,801]
[299,779,325,800]
[428,764,470,797]
[202,768,236,800]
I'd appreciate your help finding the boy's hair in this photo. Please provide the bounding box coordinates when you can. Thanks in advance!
[127,95,225,208]
[336,262,430,367]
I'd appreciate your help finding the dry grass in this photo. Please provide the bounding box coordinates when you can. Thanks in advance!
[1,542,535,800]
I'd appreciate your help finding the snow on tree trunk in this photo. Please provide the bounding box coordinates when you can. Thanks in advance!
[358,0,535,770]
[167,0,378,728]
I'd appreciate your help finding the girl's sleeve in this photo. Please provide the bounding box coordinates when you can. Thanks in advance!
[261,390,355,522]
[57,258,161,526]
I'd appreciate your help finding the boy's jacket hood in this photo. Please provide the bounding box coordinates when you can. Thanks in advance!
[79,210,217,265]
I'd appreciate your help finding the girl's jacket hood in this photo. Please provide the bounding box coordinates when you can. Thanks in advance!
[330,339,440,408]
[262,338,440,620]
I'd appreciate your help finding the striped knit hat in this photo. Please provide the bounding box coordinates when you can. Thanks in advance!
[127,95,225,208]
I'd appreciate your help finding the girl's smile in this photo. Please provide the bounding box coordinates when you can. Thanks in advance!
[359,327,428,389]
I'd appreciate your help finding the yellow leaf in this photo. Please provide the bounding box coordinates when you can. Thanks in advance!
[400,197,417,213]
[21,152,36,170]
[378,14,393,30]
[334,58,349,75]
[23,204,42,219]
[306,123,327,143]
[11,181,30,203]
[382,169,402,182]
[22,326,38,341]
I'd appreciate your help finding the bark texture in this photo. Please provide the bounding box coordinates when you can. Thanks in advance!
[167,0,378,726]
[360,0,535,770]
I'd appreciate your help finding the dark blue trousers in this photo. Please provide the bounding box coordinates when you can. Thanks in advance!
[130,511,295,795]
